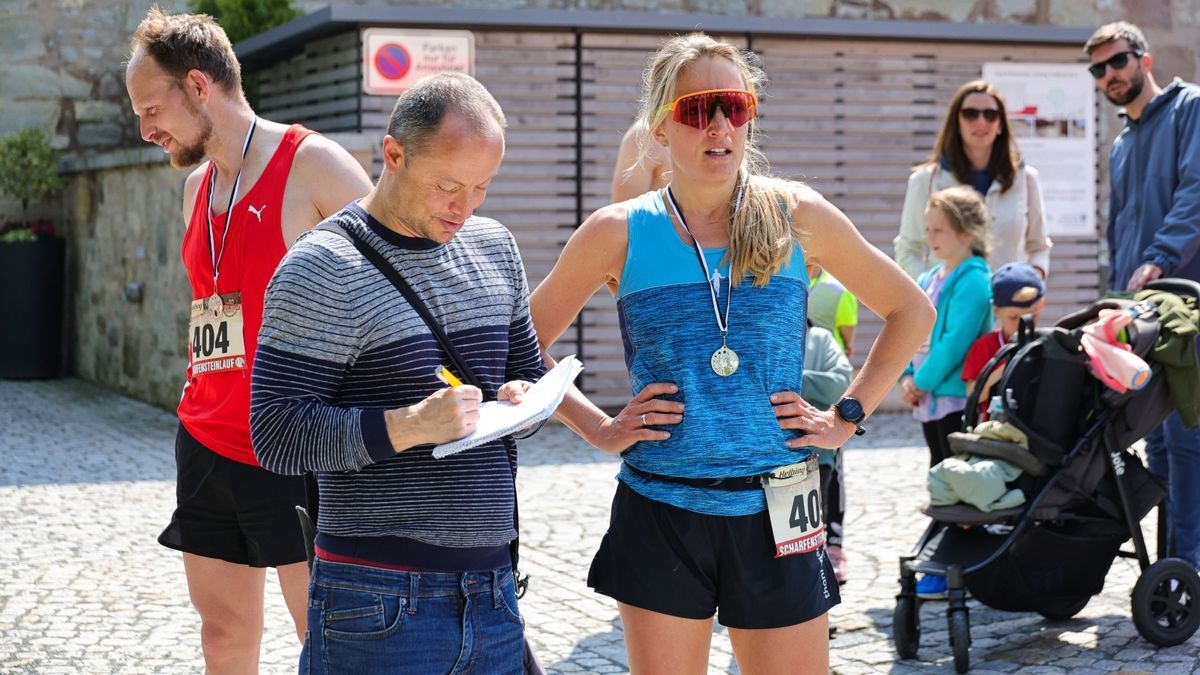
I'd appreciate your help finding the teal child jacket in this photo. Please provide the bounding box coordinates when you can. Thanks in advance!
[906,255,993,399]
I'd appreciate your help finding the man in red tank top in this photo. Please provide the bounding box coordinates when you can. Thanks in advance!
[125,8,371,671]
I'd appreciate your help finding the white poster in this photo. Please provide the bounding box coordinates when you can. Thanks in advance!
[362,29,474,96]
[982,62,1097,237]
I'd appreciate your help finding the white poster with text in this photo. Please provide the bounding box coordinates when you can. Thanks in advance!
[983,62,1097,237]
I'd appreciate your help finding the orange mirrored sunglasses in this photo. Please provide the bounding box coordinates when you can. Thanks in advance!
[664,89,759,129]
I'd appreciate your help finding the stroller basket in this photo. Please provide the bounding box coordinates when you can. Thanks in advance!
[965,518,1128,615]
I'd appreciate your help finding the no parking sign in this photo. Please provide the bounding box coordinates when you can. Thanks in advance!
[362,28,475,96]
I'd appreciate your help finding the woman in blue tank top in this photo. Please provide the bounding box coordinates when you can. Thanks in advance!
[530,33,934,673]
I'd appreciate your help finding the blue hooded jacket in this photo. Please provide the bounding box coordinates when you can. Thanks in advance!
[1108,79,1200,289]
[905,255,993,400]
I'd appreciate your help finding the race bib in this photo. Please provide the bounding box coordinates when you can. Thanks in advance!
[763,455,824,558]
[187,292,247,376]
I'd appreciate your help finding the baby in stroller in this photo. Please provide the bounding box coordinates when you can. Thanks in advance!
[893,278,1200,674]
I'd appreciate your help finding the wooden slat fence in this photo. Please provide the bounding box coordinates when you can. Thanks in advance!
[254,29,1111,412]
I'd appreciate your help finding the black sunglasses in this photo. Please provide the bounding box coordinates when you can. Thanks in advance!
[959,107,1000,122]
[1088,50,1143,79]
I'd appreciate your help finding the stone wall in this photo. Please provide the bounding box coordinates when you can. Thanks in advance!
[0,0,187,151]
[0,0,187,221]
[59,134,375,410]
[61,153,190,408]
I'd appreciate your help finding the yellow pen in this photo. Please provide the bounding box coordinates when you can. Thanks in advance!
[434,365,463,388]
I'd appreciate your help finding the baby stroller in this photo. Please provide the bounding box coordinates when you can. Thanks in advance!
[892,278,1200,674]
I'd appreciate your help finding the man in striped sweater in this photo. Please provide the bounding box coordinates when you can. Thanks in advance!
[250,73,545,673]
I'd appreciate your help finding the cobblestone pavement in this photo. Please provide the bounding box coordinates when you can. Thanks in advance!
[3,378,1200,674]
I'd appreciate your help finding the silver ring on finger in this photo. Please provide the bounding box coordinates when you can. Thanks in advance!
[640,413,648,427]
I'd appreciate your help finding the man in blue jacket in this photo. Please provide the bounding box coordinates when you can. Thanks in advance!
[1087,21,1200,568]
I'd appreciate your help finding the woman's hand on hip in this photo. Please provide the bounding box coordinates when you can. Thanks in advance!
[771,391,855,450]
[591,382,683,455]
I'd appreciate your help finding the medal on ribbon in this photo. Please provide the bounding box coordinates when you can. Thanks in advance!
[665,186,743,377]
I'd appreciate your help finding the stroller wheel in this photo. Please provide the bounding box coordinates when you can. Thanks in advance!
[948,609,970,674]
[1131,558,1200,646]
[893,596,920,659]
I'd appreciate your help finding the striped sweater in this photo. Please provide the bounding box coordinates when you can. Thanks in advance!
[250,203,544,554]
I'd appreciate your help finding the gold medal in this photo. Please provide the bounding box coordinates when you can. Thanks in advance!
[711,343,739,377]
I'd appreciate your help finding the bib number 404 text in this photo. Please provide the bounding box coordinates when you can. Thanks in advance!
[192,322,231,359]
[790,488,822,532]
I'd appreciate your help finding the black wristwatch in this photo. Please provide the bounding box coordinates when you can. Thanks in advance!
[833,396,867,436]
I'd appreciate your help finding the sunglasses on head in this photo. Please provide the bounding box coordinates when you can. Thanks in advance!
[1088,49,1144,78]
[959,107,1000,122]
[665,89,759,130]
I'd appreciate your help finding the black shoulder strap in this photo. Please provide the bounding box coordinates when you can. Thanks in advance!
[316,220,528,592]
[315,221,486,394]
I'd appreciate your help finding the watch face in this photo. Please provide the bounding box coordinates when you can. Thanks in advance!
[838,398,865,423]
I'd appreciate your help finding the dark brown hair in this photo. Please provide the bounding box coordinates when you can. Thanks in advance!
[930,80,1019,193]
[1084,21,1149,56]
[130,6,242,94]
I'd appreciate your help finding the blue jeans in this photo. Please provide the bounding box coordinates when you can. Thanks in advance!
[1145,409,1200,568]
[300,559,525,674]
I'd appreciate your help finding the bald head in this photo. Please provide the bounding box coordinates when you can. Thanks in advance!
[386,72,507,161]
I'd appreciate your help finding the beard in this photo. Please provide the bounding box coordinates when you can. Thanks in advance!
[1105,69,1146,106]
[169,98,214,168]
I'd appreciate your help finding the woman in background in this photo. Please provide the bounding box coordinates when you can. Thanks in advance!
[894,80,1051,280]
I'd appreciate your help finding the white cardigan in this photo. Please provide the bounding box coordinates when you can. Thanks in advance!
[893,162,1052,280]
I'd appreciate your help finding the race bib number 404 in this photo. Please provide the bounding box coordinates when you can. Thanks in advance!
[763,456,824,558]
[188,292,247,376]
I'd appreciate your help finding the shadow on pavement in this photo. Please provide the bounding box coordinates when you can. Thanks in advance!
[864,596,1150,672]
[542,616,741,674]
[543,615,625,674]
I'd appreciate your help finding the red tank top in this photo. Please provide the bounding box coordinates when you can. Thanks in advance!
[178,124,315,466]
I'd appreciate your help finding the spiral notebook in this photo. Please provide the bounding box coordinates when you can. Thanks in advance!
[432,355,583,459]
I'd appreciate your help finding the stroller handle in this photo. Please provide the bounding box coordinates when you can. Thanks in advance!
[1145,277,1200,300]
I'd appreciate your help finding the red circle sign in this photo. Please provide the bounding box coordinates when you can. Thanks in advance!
[374,43,411,81]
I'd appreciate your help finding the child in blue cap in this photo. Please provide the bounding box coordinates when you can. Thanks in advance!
[961,262,1047,414]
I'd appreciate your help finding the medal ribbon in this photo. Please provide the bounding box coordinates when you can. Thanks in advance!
[205,117,257,290]
[663,185,743,340]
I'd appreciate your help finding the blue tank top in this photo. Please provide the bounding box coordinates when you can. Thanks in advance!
[615,190,811,516]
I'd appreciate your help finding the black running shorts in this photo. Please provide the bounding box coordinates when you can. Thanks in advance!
[587,481,840,629]
[158,423,308,568]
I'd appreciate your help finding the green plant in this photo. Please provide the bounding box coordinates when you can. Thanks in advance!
[0,219,53,244]
[189,0,303,108]
[0,128,64,243]
[0,128,63,216]
[189,0,302,44]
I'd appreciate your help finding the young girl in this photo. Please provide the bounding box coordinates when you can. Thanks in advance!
[901,186,994,468]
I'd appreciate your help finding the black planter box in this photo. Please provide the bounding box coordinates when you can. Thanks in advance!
[0,236,65,378]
